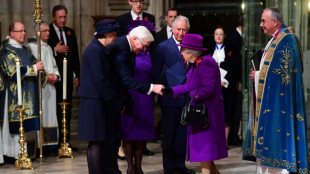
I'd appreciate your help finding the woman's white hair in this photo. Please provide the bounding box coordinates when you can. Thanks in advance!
[183,48,203,58]
[128,26,154,42]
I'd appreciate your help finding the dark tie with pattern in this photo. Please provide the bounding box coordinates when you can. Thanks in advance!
[136,16,140,20]
[59,29,65,45]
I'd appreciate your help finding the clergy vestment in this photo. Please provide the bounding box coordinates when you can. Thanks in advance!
[0,37,39,159]
[28,38,59,145]
[243,25,310,173]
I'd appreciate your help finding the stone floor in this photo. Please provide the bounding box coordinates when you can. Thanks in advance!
[0,142,256,174]
[0,98,257,174]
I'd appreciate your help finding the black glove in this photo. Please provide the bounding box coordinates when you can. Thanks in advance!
[162,87,173,94]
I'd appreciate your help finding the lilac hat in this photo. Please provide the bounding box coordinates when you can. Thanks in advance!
[177,34,207,51]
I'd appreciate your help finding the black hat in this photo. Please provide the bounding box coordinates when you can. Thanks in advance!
[94,19,119,36]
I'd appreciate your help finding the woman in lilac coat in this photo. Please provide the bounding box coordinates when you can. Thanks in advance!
[167,34,228,174]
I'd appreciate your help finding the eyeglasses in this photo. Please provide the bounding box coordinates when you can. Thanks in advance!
[137,38,149,54]
[12,30,26,33]
[131,0,144,4]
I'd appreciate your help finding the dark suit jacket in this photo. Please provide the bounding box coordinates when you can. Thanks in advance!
[109,36,151,104]
[227,29,242,83]
[78,38,114,101]
[153,37,187,107]
[47,23,80,95]
[153,27,168,50]
[116,11,155,37]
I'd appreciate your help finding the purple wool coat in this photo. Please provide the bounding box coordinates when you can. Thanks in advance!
[172,55,228,162]
[121,51,155,140]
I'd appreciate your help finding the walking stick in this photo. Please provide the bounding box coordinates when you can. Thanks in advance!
[33,0,43,158]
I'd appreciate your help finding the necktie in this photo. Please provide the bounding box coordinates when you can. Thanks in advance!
[59,29,65,45]
[136,16,140,20]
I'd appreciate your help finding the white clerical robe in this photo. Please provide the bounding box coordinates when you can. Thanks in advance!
[28,40,59,146]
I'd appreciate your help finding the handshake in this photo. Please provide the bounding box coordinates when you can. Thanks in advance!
[152,84,173,96]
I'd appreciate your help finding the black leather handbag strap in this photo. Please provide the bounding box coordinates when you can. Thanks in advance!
[188,89,198,106]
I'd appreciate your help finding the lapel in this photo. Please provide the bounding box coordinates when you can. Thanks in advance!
[63,27,71,47]
[50,24,59,43]
[167,37,182,63]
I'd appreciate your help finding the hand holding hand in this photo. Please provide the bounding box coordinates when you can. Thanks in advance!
[152,84,164,96]
[35,61,44,73]
[54,41,69,54]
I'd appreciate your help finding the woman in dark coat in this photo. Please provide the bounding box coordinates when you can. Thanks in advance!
[78,19,119,174]
[167,34,228,174]
[208,27,236,146]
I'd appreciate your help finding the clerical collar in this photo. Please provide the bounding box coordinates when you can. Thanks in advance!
[126,35,132,52]
[272,29,280,39]
[8,36,23,48]
[131,10,142,20]
[216,43,224,50]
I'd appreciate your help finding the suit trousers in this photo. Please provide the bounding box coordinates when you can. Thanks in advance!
[161,106,187,171]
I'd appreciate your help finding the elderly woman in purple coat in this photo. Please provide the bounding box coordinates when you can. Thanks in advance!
[166,34,228,174]
[120,20,157,174]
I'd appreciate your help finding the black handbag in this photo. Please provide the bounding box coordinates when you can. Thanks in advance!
[180,90,209,127]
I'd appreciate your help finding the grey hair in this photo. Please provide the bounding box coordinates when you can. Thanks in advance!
[34,21,49,32]
[183,48,203,58]
[172,15,190,31]
[264,8,283,23]
[128,26,154,42]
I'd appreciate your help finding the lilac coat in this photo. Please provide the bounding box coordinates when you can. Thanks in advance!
[172,55,228,162]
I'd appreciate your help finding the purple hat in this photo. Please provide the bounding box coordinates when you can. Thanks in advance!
[177,34,207,51]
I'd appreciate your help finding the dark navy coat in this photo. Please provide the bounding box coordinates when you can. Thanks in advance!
[78,39,115,141]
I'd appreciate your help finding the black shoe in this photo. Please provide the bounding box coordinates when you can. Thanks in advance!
[229,138,243,146]
[164,169,174,174]
[143,147,154,156]
[117,155,126,160]
[175,167,195,174]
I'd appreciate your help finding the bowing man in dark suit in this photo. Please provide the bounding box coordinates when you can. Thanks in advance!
[154,8,178,48]
[116,0,156,157]
[47,5,80,149]
[109,26,164,173]
[116,0,155,37]
[153,16,195,174]
[78,19,120,174]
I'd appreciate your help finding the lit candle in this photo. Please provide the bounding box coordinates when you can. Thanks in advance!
[16,59,22,106]
[63,58,67,100]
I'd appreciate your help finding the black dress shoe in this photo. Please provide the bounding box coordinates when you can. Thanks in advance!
[117,155,126,160]
[164,169,174,174]
[143,147,154,156]
[175,168,195,174]
[228,138,243,146]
